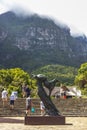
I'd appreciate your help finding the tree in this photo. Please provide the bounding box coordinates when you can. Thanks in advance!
[75,62,87,89]
[0,68,37,97]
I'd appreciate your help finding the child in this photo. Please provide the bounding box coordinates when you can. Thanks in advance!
[40,101,45,116]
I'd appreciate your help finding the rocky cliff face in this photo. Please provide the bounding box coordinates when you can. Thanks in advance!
[0,11,87,71]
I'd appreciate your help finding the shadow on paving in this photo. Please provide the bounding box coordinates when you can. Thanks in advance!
[0,117,24,123]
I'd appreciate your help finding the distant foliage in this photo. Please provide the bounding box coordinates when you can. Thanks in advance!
[75,62,87,95]
[0,68,37,97]
[32,64,78,85]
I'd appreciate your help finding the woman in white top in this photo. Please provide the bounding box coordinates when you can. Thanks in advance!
[1,88,8,107]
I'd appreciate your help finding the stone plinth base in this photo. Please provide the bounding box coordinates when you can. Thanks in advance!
[25,116,66,125]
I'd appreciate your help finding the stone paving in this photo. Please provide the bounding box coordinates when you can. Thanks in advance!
[0,117,87,130]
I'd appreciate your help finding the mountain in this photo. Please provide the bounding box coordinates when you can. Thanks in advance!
[0,11,87,72]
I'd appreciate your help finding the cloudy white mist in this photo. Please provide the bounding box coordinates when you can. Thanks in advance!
[0,0,87,36]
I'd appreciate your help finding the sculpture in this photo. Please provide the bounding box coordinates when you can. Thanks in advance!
[43,78,60,97]
[32,74,61,116]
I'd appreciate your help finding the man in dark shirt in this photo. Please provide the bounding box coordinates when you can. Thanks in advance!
[25,85,31,97]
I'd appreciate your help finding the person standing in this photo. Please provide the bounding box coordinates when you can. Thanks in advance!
[9,92,16,110]
[40,101,45,116]
[1,88,8,107]
[25,85,31,97]
[22,83,26,98]
[25,96,33,116]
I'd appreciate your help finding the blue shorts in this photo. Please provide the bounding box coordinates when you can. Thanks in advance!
[10,100,14,105]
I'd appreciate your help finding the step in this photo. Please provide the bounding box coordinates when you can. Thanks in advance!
[0,98,87,117]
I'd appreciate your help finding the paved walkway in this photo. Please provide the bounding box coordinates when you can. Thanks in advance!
[0,117,87,130]
[0,117,24,123]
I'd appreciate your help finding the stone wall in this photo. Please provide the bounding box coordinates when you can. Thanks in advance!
[0,98,87,116]
[53,98,87,116]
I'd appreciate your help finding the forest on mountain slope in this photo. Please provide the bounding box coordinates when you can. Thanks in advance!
[0,11,87,72]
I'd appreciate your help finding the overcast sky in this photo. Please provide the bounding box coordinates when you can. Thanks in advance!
[0,0,87,36]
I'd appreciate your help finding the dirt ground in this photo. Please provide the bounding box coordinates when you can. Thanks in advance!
[0,117,87,130]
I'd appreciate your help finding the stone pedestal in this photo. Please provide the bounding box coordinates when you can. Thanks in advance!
[25,116,66,125]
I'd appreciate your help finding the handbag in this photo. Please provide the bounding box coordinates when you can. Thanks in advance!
[31,107,35,113]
